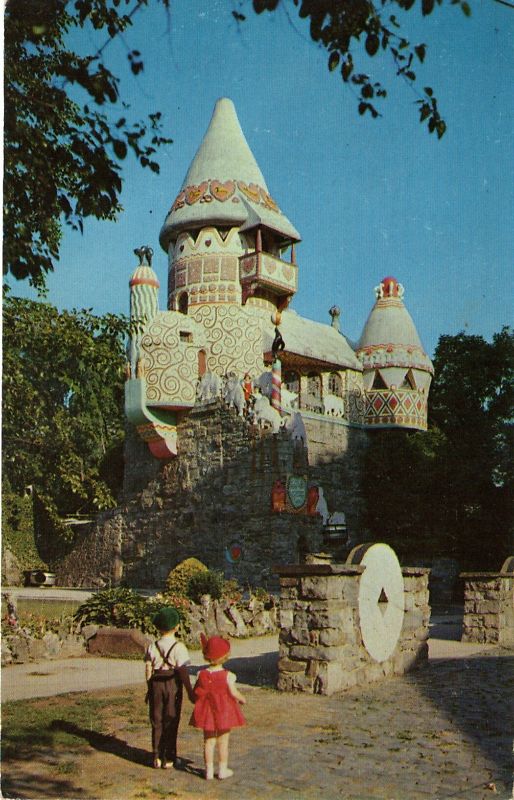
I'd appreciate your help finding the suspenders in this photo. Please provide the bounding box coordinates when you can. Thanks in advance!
[152,641,179,679]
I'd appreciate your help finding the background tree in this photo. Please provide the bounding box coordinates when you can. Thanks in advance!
[4,0,460,290]
[361,327,514,569]
[2,296,128,519]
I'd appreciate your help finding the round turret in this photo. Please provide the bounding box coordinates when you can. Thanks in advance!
[356,277,433,430]
[159,98,300,251]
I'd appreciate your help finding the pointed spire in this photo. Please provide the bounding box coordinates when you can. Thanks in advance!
[357,276,433,374]
[184,98,268,189]
[160,99,300,250]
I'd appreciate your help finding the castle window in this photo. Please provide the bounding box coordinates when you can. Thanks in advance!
[400,370,416,390]
[284,370,300,394]
[178,292,188,314]
[372,370,388,390]
[328,372,343,397]
[307,372,322,399]
[198,349,207,376]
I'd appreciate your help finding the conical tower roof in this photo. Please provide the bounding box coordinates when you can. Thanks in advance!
[357,277,433,373]
[159,98,300,249]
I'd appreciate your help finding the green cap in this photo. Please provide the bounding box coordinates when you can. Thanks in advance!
[152,607,180,631]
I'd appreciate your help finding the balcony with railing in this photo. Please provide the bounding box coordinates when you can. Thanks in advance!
[239,246,298,305]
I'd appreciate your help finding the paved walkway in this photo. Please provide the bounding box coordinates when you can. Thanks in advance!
[2,602,513,800]
[2,613,497,702]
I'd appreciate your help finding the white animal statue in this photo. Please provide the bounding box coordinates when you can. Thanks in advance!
[197,371,222,402]
[316,486,330,524]
[285,411,308,444]
[323,393,345,418]
[255,371,273,398]
[253,393,282,434]
[255,372,297,410]
[223,374,245,416]
[280,386,298,411]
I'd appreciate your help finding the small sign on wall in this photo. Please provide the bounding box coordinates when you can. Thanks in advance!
[271,474,320,515]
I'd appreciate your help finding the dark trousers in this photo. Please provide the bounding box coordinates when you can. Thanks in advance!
[148,676,183,762]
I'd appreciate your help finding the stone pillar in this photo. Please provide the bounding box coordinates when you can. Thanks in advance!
[461,571,514,646]
[275,556,430,696]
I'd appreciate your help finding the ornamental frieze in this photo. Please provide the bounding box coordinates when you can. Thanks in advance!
[170,179,282,214]
[357,343,433,373]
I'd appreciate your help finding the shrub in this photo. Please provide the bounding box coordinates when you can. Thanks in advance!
[221,578,242,604]
[187,569,225,603]
[74,588,162,634]
[165,558,208,597]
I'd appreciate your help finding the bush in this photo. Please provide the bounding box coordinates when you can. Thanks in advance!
[187,569,225,603]
[165,558,208,597]
[221,578,242,604]
[74,588,162,634]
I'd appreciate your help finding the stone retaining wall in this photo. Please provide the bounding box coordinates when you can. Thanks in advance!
[276,563,430,695]
[461,572,514,646]
[54,402,368,590]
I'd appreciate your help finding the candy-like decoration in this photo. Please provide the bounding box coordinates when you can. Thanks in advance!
[271,357,282,412]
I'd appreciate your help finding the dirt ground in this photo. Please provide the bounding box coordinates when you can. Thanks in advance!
[2,648,513,800]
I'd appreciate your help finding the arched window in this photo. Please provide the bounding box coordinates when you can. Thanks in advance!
[328,372,343,397]
[307,372,322,398]
[178,292,188,314]
[198,350,207,377]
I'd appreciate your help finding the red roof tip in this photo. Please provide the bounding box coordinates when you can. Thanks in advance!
[380,276,400,297]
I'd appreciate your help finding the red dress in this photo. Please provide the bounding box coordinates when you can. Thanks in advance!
[190,669,246,732]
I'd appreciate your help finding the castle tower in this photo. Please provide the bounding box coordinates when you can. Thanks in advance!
[160,97,300,314]
[158,98,301,378]
[356,276,433,430]
[128,246,159,378]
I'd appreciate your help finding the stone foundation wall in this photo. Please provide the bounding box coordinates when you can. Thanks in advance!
[461,573,514,646]
[54,403,368,590]
[276,563,430,695]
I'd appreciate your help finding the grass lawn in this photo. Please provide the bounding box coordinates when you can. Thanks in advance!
[2,598,82,621]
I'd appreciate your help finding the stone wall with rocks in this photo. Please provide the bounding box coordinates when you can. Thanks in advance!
[1,596,279,667]
[461,572,514,647]
[2,628,87,666]
[54,402,368,590]
[276,562,430,695]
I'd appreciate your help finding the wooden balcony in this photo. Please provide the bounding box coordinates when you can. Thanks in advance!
[239,251,298,304]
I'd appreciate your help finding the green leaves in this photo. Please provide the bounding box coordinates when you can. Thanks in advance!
[328,50,340,71]
[365,33,379,57]
[244,0,451,139]
[2,298,129,518]
[3,0,172,288]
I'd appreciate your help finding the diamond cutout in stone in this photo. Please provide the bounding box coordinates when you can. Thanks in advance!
[378,587,389,617]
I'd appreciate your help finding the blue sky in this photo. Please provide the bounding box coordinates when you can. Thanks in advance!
[9,0,514,357]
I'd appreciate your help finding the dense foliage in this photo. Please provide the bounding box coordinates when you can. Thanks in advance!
[362,327,514,568]
[2,297,128,519]
[165,558,209,597]
[187,570,226,603]
[4,0,171,288]
[1,484,47,572]
[4,0,458,289]
[74,587,163,634]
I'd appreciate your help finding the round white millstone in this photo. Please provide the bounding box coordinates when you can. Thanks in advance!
[356,543,405,662]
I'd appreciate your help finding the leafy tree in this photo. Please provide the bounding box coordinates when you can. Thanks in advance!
[4,0,171,289]
[361,328,514,569]
[2,296,128,517]
[4,0,464,290]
